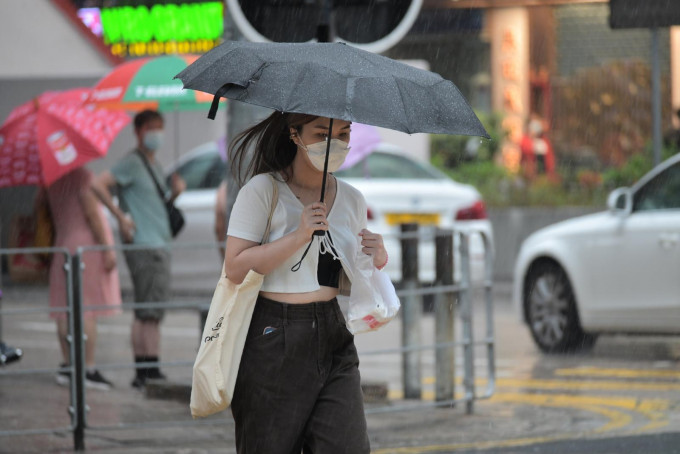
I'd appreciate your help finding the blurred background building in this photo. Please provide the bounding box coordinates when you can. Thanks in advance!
[1,0,680,253]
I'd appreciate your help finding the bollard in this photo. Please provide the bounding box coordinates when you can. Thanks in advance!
[434,229,455,403]
[400,223,421,399]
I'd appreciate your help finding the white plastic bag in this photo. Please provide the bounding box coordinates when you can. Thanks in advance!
[346,250,400,334]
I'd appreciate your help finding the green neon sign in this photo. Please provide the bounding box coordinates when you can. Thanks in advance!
[101,2,224,44]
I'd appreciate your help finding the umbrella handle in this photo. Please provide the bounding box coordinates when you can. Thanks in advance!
[313,118,333,237]
[208,84,230,120]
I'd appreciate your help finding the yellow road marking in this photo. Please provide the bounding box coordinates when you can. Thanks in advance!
[375,391,669,453]
[376,370,677,454]
[632,400,671,432]
[386,391,660,427]
[422,376,435,385]
[491,393,632,432]
[495,377,680,392]
[372,434,573,454]
[555,367,680,380]
[417,376,680,392]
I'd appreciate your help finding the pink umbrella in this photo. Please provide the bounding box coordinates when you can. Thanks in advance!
[0,88,130,187]
[341,122,381,170]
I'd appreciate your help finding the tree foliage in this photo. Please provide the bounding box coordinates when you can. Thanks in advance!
[551,59,672,166]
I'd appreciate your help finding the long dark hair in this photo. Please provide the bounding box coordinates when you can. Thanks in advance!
[230,111,318,186]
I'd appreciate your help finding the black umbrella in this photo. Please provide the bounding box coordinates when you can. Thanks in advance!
[175,40,488,213]
[176,40,488,137]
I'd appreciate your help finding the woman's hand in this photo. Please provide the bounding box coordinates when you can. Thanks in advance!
[102,249,117,272]
[359,229,387,269]
[118,214,136,244]
[297,202,328,240]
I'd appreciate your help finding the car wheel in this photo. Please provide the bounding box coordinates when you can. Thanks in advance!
[524,262,597,353]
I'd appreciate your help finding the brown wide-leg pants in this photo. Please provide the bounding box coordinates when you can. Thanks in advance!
[231,296,370,454]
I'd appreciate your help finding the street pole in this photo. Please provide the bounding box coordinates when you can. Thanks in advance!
[651,27,662,166]
[434,229,455,403]
[317,0,334,43]
[400,223,422,399]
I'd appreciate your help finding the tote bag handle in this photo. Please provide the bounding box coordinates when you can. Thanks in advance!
[221,174,279,276]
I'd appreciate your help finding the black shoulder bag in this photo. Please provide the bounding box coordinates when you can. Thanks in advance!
[137,151,186,238]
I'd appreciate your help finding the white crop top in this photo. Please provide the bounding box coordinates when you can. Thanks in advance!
[227,173,368,293]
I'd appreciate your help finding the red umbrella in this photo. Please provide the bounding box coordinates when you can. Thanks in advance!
[0,88,130,187]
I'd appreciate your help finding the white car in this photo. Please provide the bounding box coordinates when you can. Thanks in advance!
[146,141,493,292]
[335,143,493,284]
[513,152,680,353]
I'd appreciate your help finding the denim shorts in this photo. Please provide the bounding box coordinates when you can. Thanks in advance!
[231,296,370,454]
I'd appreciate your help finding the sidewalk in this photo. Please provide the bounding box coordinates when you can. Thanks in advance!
[0,282,571,454]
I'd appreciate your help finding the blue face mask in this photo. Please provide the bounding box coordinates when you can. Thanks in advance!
[143,130,164,151]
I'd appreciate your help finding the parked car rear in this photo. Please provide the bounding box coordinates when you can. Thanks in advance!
[335,143,493,284]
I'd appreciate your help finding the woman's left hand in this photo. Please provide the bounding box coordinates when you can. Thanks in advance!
[359,229,387,269]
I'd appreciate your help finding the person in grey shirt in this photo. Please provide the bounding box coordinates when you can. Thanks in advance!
[93,110,185,389]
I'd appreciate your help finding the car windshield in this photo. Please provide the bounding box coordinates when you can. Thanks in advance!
[170,149,226,190]
[335,151,446,180]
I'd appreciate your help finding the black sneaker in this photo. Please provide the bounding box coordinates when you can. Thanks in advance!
[0,342,22,365]
[85,370,113,391]
[55,363,70,387]
[131,375,147,390]
[146,369,167,381]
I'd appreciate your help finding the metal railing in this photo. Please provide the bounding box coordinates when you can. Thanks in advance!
[361,226,496,415]
[74,242,231,440]
[0,226,495,450]
[0,247,77,437]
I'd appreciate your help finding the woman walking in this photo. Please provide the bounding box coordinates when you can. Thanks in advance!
[224,112,387,453]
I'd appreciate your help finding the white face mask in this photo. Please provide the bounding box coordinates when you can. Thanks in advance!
[143,130,164,151]
[301,138,350,172]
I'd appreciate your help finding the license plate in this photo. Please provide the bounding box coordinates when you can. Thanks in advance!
[385,213,440,226]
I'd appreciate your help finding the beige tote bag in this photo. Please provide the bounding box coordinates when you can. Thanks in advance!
[190,175,278,418]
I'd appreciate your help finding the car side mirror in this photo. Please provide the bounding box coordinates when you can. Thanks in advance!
[607,187,632,215]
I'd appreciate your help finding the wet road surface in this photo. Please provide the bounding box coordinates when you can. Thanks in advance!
[0,283,678,453]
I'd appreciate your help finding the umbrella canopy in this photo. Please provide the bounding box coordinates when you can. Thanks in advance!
[0,88,130,188]
[89,54,219,112]
[175,41,488,138]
